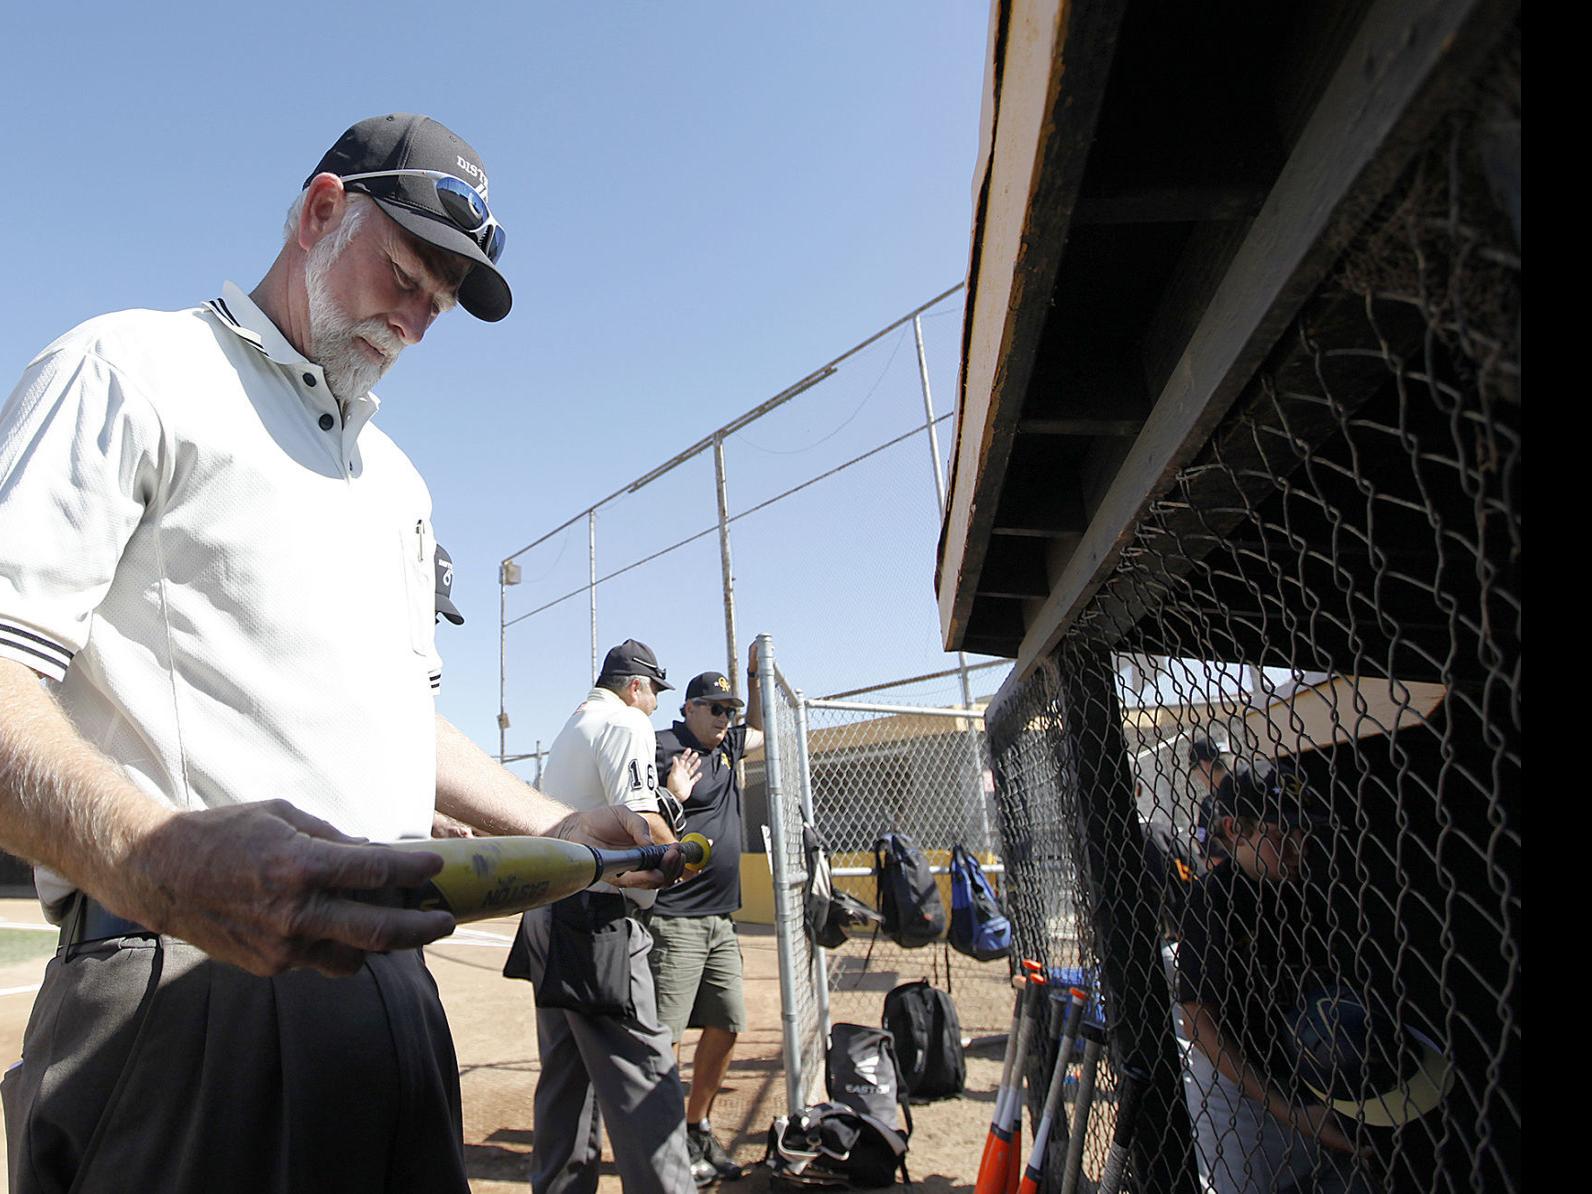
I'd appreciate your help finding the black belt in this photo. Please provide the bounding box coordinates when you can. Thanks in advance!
[58,894,154,949]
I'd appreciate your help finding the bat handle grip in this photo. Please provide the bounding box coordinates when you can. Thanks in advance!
[598,837,709,878]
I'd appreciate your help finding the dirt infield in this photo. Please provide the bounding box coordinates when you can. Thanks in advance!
[0,903,999,1191]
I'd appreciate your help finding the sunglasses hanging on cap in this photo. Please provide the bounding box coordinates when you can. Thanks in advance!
[339,168,506,263]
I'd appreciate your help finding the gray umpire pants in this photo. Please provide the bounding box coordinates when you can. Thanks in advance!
[522,902,694,1194]
[2,934,467,1194]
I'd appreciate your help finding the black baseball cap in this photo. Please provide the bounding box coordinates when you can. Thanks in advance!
[434,545,463,626]
[306,114,512,322]
[1215,763,1316,828]
[685,671,744,708]
[1187,735,1223,765]
[597,639,673,691]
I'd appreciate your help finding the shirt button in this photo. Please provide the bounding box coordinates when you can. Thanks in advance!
[319,413,336,431]
[303,373,317,387]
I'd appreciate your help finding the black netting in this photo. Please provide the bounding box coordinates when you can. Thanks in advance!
[985,65,1520,1194]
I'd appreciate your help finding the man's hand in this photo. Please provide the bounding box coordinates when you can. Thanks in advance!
[431,810,476,839]
[744,641,766,742]
[116,800,456,979]
[667,750,702,801]
[547,804,683,890]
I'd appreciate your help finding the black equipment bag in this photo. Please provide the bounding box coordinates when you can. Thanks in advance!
[804,826,886,949]
[947,844,1013,962]
[764,1103,910,1189]
[882,980,965,1101]
[826,1023,913,1129]
[873,832,946,949]
[803,825,842,948]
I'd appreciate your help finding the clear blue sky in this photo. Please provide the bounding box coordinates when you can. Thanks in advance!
[1,3,995,771]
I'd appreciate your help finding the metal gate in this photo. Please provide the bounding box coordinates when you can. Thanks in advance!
[755,633,1014,1113]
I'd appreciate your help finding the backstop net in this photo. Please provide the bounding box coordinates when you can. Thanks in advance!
[984,72,1521,1194]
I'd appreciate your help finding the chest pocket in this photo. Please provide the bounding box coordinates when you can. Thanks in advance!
[399,517,437,655]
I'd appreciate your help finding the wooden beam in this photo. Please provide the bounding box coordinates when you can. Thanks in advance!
[1019,416,1144,437]
[991,525,1081,541]
[1005,0,1516,686]
[937,0,1131,653]
[1072,183,1268,226]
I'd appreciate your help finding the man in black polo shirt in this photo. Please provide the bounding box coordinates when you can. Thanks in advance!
[650,646,764,1184]
[1176,765,1371,1192]
[1189,734,1233,864]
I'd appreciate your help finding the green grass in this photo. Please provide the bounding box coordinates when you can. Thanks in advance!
[0,927,57,967]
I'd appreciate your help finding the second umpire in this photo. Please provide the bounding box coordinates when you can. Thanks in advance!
[649,644,764,1184]
[514,639,699,1194]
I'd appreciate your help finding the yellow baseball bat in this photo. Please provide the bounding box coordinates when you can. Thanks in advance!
[360,832,711,923]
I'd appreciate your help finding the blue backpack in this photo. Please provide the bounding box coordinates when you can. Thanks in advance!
[947,845,1012,962]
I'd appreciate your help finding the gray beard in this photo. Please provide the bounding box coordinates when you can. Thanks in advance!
[304,239,404,404]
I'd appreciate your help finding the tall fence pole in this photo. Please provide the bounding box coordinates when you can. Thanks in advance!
[914,314,992,851]
[1052,649,1196,1193]
[587,510,598,683]
[758,634,806,1113]
[913,315,948,510]
[793,690,831,1042]
[713,433,740,699]
[498,572,508,762]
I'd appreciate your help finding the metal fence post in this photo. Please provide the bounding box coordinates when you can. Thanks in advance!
[793,691,831,1042]
[1052,648,1196,1193]
[758,634,807,1113]
[713,434,740,700]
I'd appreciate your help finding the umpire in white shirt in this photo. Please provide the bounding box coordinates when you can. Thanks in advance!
[513,639,702,1194]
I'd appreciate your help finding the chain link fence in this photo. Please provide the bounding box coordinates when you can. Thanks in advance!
[986,62,1520,1194]
[754,642,829,1111]
[754,635,1018,1114]
[494,289,1002,770]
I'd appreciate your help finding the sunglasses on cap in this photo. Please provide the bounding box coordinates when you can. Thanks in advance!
[339,169,506,264]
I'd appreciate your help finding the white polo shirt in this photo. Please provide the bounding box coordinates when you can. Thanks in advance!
[0,283,443,909]
[540,686,663,905]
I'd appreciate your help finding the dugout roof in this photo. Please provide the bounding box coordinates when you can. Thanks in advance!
[936,0,1517,684]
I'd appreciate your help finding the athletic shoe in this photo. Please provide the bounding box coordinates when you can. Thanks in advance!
[687,1130,719,1187]
[689,1123,744,1181]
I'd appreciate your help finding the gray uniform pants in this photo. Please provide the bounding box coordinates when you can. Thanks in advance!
[522,903,693,1194]
[2,934,467,1194]
[1183,1041,1372,1194]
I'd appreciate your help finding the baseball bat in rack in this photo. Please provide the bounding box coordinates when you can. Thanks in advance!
[1015,987,1089,1194]
[358,832,711,923]
[1005,961,1047,1194]
[976,984,1027,1184]
[974,966,1045,1194]
[1094,1065,1149,1194]
[1058,1019,1106,1194]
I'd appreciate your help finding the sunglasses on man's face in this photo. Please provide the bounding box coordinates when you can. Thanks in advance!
[695,702,736,719]
[339,169,506,263]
